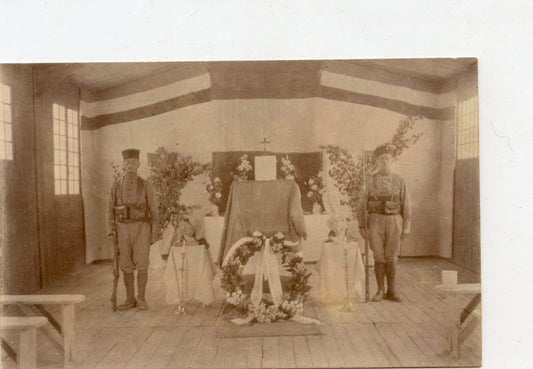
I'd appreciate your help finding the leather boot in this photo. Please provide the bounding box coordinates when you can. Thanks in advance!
[385,262,402,302]
[117,272,136,310]
[372,262,386,302]
[137,271,148,310]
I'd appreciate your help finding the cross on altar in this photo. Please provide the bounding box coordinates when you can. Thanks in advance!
[260,137,271,151]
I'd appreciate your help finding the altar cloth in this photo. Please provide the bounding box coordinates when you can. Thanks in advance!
[218,180,307,265]
[164,245,216,306]
[316,240,365,304]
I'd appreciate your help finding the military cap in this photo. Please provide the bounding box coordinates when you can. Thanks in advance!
[122,148,140,160]
[374,144,393,157]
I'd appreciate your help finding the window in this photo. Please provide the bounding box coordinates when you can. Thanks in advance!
[456,95,479,159]
[0,83,13,160]
[53,103,80,195]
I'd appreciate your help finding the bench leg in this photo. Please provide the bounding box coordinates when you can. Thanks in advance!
[18,328,37,369]
[445,294,462,359]
[62,303,75,365]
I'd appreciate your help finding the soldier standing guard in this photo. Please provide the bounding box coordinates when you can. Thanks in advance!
[107,149,160,310]
[358,144,411,302]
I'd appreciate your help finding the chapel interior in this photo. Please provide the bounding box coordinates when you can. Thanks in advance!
[0,59,481,368]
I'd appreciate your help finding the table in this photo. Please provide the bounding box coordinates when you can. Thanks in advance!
[435,283,481,358]
[164,245,216,306]
[205,214,331,263]
[0,316,47,369]
[0,294,85,366]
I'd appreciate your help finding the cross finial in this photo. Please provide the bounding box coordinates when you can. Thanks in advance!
[260,137,271,151]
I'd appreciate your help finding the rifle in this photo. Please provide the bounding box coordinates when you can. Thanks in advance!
[362,149,370,303]
[110,229,120,311]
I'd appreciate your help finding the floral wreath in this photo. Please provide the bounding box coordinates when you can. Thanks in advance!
[220,231,312,323]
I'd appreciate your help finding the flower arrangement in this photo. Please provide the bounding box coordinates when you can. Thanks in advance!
[206,176,223,204]
[233,154,253,180]
[148,146,208,233]
[320,115,424,215]
[280,155,296,179]
[270,232,285,253]
[305,172,325,204]
[220,231,312,323]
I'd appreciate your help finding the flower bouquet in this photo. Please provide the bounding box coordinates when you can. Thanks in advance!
[206,176,223,204]
[305,172,325,213]
[233,154,252,180]
[280,155,296,179]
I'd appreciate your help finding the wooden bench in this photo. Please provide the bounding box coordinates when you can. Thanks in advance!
[436,282,481,358]
[0,294,85,365]
[0,316,47,369]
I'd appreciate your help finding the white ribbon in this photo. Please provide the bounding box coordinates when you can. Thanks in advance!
[222,231,302,308]
[251,238,283,307]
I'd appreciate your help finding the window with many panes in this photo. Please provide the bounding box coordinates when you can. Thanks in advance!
[0,82,13,160]
[456,95,479,159]
[53,103,80,195]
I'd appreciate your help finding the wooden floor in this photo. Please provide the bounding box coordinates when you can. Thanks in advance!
[1,257,481,368]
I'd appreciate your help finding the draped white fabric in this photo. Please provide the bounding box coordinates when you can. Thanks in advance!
[316,240,365,304]
[163,245,216,306]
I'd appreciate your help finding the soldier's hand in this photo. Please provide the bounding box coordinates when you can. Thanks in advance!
[402,231,409,240]
[161,254,169,261]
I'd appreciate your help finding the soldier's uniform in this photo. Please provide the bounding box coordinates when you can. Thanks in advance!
[358,145,411,302]
[107,149,160,310]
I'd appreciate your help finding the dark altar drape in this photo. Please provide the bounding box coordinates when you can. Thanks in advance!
[217,179,307,265]
[212,151,323,215]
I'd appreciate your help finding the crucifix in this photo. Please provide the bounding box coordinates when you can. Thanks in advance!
[260,137,271,152]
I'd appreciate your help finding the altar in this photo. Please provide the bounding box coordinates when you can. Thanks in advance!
[205,214,329,263]
[215,179,311,265]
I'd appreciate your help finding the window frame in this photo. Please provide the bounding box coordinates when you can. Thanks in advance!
[455,95,479,160]
[0,82,14,161]
[53,102,81,196]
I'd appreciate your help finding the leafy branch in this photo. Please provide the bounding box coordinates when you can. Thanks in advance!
[320,115,424,216]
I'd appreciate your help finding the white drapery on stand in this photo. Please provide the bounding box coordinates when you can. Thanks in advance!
[316,240,365,305]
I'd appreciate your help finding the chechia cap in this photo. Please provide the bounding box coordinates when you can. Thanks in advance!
[373,144,393,157]
[121,148,140,160]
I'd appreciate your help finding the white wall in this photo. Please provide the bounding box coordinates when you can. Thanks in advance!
[81,95,453,261]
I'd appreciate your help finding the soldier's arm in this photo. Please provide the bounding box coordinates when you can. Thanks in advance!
[145,180,161,237]
[400,177,411,235]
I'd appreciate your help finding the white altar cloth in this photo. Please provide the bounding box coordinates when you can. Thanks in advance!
[163,245,216,306]
[316,240,365,304]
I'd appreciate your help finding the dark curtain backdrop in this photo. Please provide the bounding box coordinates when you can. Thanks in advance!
[212,151,323,215]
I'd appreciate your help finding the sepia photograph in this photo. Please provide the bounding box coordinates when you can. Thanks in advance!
[0,58,481,368]
[1,1,533,368]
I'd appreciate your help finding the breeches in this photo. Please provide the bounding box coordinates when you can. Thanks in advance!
[116,221,151,273]
[368,213,402,263]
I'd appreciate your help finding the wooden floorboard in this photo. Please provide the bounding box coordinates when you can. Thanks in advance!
[188,327,219,368]
[0,257,481,368]
[278,336,296,368]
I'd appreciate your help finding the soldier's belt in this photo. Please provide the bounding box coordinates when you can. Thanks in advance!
[115,205,150,222]
[368,195,400,201]
[369,211,401,216]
